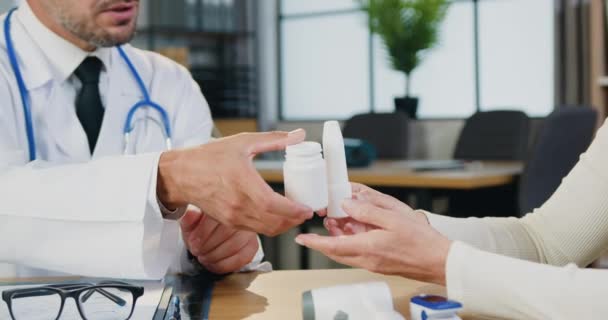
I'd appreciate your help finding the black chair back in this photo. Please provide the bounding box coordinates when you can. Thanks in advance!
[519,106,598,215]
[342,112,409,159]
[454,110,531,161]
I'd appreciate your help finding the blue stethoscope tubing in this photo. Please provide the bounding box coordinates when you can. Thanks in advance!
[3,7,173,161]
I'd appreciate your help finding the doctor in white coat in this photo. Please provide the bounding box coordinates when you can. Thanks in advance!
[0,0,313,280]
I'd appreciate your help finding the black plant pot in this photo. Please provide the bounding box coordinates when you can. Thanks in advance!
[394,96,419,119]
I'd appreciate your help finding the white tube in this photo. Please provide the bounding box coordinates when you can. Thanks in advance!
[323,121,351,218]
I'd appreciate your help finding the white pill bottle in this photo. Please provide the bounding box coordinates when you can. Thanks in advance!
[283,142,329,211]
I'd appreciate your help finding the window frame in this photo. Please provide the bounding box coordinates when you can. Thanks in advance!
[277,0,554,121]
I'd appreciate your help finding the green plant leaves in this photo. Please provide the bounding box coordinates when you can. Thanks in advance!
[359,0,449,77]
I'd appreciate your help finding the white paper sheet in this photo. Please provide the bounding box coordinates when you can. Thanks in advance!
[0,281,165,319]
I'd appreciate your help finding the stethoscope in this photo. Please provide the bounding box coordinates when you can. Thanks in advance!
[3,7,173,161]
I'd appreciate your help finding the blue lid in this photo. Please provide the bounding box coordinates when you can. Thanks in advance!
[411,295,462,310]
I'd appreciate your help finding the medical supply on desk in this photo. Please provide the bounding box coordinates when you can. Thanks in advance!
[323,121,352,218]
[4,7,173,161]
[344,138,377,168]
[283,142,329,211]
[410,295,462,320]
[302,282,404,320]
[166,295,181,320]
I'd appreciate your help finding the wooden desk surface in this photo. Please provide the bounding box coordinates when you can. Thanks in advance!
[0,270,473,320]
[209,269,467,320]
[256,159,523,190]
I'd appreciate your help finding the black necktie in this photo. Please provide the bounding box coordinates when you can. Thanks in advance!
[74,57,104,154]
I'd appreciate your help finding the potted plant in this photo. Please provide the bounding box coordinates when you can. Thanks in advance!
[359,0,449,118]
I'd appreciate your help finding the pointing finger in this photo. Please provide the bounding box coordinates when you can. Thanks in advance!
[248,129,306,155]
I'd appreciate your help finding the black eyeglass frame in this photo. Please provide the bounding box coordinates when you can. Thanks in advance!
[2,281,144,320]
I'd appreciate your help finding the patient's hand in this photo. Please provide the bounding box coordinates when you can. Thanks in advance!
[323,216,376,236]
[319,183,429,236]
[298,183,450,285]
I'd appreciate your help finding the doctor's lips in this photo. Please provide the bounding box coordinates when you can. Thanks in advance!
[99,1,138,23]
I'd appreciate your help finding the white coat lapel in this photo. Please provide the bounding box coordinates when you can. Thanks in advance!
[7,8,91,163]
[40,80,91,162]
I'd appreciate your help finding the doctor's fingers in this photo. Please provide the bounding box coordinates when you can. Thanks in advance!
[187,217,228,257]
[197,225,238,256]
[228,181,310,235]
[244,129,306,156]
[220,207,299,237]
[197,230,257,264]
[202,237,259,275]
[265,191,313,220]
[240,162,312,222]
[249,212,308,237]
[351,183,407,211]
[251,192,313,235]
[180,210,204,234]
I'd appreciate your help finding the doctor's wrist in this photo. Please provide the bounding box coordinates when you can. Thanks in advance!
[157,150,188,209]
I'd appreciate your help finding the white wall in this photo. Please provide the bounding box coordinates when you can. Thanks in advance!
[0,0,19,13]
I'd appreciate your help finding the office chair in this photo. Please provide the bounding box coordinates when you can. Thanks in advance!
[454,110,531,161]
[518,106,598,215]
[447,110,531,217]
[342,112,409,159]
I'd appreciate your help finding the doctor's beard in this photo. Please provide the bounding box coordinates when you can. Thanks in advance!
[50,0,139,48]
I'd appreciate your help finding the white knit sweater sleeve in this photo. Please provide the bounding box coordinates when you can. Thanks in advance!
[425,119,608,319]
[446,241,608,319]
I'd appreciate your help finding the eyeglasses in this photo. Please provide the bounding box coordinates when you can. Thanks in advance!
[2,281,144,320]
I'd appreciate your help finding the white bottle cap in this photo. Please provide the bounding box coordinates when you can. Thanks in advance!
[285,141,323,158]
[323,121,351,218]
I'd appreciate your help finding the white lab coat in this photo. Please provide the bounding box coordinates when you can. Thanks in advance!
[0,10,215,279]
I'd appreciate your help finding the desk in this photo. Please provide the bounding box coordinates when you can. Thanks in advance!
[209,269,471,320]
[2,270,473,320]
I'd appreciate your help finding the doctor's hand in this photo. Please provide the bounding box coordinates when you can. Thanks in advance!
[297,184,451,285]
[157,129,313,236]
[180,209,259,274]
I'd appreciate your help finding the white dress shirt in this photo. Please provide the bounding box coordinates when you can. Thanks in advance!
[0,3,263,279]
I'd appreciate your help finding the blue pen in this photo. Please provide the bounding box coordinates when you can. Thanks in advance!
[168,295,181,320]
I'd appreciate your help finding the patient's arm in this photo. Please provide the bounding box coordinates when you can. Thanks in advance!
[427,119,608,267]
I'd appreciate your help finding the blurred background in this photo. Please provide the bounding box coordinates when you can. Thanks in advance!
[3,0,608,270]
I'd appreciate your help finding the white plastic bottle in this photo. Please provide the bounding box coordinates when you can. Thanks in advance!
[323,121,351,218]
[283,141,329,211]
